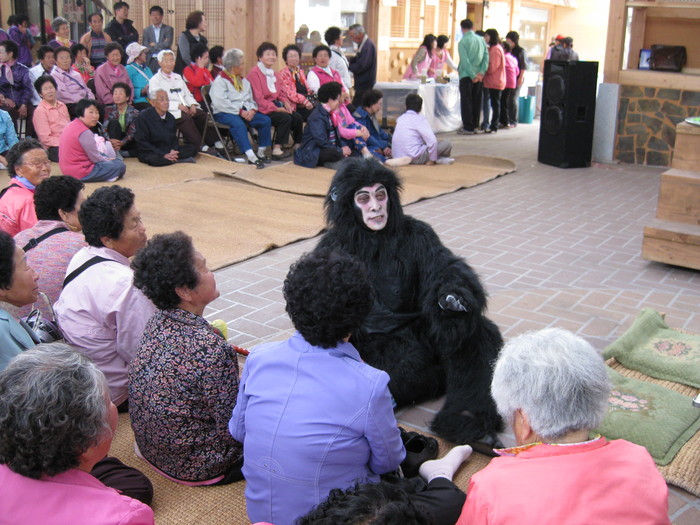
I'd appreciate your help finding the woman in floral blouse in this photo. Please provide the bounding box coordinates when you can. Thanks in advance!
[129,231,243,485]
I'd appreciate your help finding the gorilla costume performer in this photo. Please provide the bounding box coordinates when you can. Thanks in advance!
[315,158,503,444]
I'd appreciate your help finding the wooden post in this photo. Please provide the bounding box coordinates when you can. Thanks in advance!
[603,0,627,84]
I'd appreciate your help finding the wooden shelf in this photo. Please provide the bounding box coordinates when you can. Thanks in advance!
[618,68,700,90]
[627,1,700,7]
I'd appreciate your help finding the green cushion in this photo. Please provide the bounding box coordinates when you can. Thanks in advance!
[603,308,700,388]
[595,367,700,465]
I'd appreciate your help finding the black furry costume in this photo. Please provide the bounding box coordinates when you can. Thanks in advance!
[315,158,503,444]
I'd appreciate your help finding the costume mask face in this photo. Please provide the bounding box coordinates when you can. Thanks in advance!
[354,183,389,231]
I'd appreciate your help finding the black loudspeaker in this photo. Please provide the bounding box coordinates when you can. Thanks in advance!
[538,60,599,168]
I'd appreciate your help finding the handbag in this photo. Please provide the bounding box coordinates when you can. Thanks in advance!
[23,293,63,344]
[649,45,687,72]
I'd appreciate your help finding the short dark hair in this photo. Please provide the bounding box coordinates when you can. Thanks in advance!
[0,39,18,60]
[113,2,130,12]
[312,45,331,60]
[505,31,519,44]
[37,45,55,60]
[209,45,224,65]
[362,89,383,108]
[6,138,44,178]
[79,186,135,247]
[88,12,103,23]
[502,41,511,53]
[475,30,485,37]
[185,10,205,30]
[0,344,111,479]
[104,42,124,58]
[284,249,372,349]
[563,37,574,47]
[298,481,434,525]
[190,42,208,63]
[33,75,57,95]
[282,44,301,63]
[70,43,88,59]
[53,46,72,60]
[317,81,342,103]
[256,41,277,59]
[437,35,449,49]
[75,98,99,118]
[149,5,164,16]
[13,14,29,26]
[33,176,85,221]
[132,231,199,310]
[324,26,341,46]
[0,230,15,289]
[460,19,473,30]
[405,93,423,113]
[111,81,132,98]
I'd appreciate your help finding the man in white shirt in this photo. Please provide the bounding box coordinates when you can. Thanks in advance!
[28,45,56,106]
[324,26,352,93]
[148,50,222,153]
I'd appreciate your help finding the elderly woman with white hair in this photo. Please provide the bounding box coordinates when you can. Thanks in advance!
[210,48,272,168]
[0,343,154,524]
[456,328,670,525]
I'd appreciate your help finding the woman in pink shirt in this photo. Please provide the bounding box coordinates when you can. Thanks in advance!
[456,328,670,525]
[403,34,436,80]
[32,75,70,162]
[94,42,133,106]
[0,343,154,525]
[481,28,506,134]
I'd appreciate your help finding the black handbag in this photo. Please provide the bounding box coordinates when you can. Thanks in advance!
[649,45,687,72]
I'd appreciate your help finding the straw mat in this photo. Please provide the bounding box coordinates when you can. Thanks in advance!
[49,153,514,270]
[109,415,490,525]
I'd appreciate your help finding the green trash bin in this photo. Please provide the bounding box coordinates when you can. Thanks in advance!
[518,96,535,124]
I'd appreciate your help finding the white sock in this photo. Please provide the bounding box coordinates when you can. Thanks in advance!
[245,150,258,163]
[418,445,472,482]
[257,147,267,158]
[214,141,224,149]
[436,157,455,165]
[201,145,210,152]
[385,156,412,167]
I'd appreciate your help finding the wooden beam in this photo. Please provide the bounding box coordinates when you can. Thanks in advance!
[626,8,646,70]
[604,0,627,84]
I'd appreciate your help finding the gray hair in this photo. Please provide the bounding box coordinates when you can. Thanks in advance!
[148,88,169,100]
[491,328,611,441]
[0,343,111,479]
[223,48,244,70]
[156,49,175,63]
[51,16,69,32]
[348,24,365,35]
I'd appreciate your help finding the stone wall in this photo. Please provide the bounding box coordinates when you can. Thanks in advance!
[615,85,700,166]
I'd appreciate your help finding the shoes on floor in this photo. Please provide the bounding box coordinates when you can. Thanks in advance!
[457,128,476,135]
[385,156,412,167]
[257,155,272,164]
[271,151,292,161]
[248,158,265,169]
[176,157,196,164]
[436,157,455,165]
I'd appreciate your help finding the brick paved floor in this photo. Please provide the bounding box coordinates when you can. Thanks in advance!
[207,120,700,522]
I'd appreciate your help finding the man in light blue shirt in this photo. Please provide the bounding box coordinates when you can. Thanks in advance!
[457,19,489,134]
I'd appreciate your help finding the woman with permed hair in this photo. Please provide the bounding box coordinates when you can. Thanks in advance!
[0,138,51,235]
[229,249,406,524]
[14,175,86,319]
[129,231,243,485]
[0,343,154,523]
[0,230,40,370]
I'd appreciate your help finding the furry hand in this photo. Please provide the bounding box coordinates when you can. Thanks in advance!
[438,294,468,312]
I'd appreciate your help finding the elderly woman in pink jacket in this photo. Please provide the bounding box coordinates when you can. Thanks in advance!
[94,42,133,106]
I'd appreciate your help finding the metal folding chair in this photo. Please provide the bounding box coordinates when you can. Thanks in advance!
[199,84,233,161]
